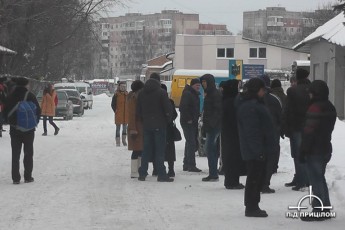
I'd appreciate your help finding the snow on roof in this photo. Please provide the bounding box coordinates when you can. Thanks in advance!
[0,45,16,54]
[294,13,345,52]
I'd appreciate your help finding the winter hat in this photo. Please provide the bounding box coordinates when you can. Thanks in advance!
[13,77,29,86]
[296,68,309,80]
[190,78,200,86]
[270,79,282,89]
[150,72,160,81]
[309,80,329,100]
[259,74,271,88]
[131,80,144,92]
[161,83,167,91]
[243,78,265,96]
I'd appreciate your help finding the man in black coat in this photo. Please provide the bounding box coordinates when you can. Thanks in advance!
[179,78,202,172]
[3,77,41,184]
[221,79,246,189]
[200,74,222,182]
[259,75,283,194]
[282,68,310,191]
[236,78,277,217]
[300,80,336,221]
[136,73,173,182]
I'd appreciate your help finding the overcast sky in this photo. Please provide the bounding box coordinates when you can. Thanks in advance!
[105,0,338,33]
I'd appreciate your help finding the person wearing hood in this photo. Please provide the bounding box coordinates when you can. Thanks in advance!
[179,78,202,173]
[200,74,222,182]
[111,81,128,146]
[221,79,246,189]
[282,68,310,191]
[127,80,144,178]
[3,77,41,184]
[258,75,282,194]
[136,73,173,182]
[299,80,336,221]
[236,78,277,217]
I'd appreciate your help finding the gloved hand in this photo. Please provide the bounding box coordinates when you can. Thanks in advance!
[129,130,138,138]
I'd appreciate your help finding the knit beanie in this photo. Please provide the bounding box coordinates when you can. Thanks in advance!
[190,78,200,86]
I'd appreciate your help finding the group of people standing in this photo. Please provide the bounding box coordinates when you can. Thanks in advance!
[112,69,336,220]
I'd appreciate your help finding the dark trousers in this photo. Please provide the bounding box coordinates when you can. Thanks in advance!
[182,122,198,169]
[139,128,167,178]
[245,160,265,211]
[263,132,280,188]
[205,128,221,177]
[290,132,308,186]
[305,154,332,211]
[131,151,142,159]
[116,124,127,137]
[10,129,35,182]
[43,116,58,133]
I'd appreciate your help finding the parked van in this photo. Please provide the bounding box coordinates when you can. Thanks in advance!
[170,69,229,107]
[74,82,93,109]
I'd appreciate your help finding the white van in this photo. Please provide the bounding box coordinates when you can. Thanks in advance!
[74,82,93,109]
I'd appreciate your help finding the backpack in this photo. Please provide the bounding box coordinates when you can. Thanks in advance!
[8,91,38,132]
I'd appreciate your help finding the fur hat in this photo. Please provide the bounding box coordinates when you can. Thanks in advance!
[270,79,282,88]
[131,80,144,92]
[296,68,309,80]
[150,72,160,81]
[13,77,29,86]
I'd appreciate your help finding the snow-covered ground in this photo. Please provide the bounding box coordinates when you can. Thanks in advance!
[0,94,344,230]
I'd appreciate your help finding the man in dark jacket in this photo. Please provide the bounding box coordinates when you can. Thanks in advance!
[259,75,282,194]
[200,74,222,182]
[221,79,246,189]
[136,73,173,182]
[180,78,202,172]
[300,80,336,221]
[236,78,277,217]
[3,77,41,184]
[282,68,310,191]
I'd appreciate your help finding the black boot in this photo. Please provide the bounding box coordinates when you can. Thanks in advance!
[167,161,175,177]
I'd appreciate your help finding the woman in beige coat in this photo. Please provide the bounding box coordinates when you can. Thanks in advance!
[126,80,144,178]
[41,84,59,136]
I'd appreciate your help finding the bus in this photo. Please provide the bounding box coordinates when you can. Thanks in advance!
[170,69,229,107]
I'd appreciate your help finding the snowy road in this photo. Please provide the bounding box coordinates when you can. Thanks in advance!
[1,94,344,230]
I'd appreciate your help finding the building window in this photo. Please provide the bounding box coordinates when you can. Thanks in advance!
[249,48,266,58]
[290,28,294,32]
[217,48,234,58]
[259,48,266,58]
[249,48,257,58]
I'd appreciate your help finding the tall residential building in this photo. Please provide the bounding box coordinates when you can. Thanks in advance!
[99,10,201,80]
[243,7,316,47]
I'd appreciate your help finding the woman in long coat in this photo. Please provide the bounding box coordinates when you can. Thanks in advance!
[127,80,144,178]
[41,84,59,136]
[221,79,246,189]
[111,81,128,146]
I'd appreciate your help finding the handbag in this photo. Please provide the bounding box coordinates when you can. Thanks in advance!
[173,123,182,142]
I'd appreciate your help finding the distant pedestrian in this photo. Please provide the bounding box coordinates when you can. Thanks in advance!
[3,77,41,184]
[179,78,202,172]
[300,80,336,221]
[111,81,128,146]
[221,79,246,190]
[137,73,173,182]
[200,74,222,182]
[127,80,144,178]
[41,84,59,136]
[236,78,277,217]
[282,68,310,191]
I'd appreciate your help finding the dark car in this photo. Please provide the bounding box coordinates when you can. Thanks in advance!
[58,89,84,116]
[37,90,74,120]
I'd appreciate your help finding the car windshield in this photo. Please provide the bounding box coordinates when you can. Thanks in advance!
[65,90,80,97]
[57,91,67,100]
